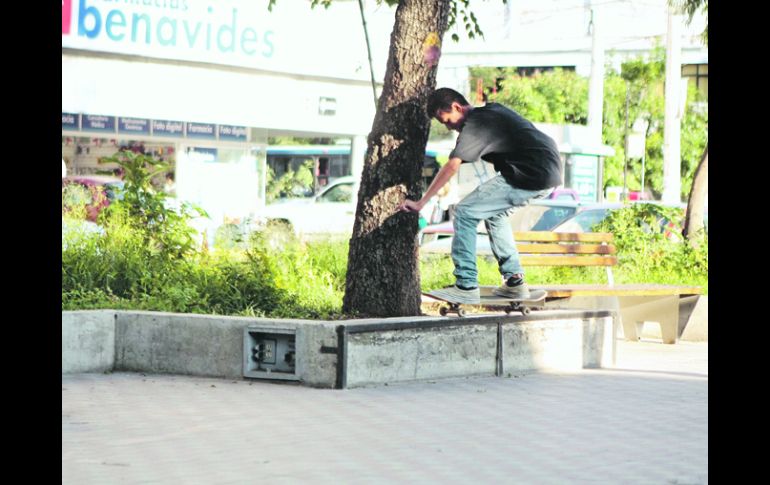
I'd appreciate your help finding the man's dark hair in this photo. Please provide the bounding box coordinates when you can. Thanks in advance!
[427,88,470,117]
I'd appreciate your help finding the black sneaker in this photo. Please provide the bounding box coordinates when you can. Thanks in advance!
[492,275,531,299]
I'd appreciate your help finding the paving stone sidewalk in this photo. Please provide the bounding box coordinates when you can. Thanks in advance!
[62,339,708,484]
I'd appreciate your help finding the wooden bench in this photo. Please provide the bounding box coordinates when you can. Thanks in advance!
[513,231,702,344]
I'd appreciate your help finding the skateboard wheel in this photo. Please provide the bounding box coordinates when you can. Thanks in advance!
[440,307,448,317]
[457,308,466,317]
[521,307,531,315]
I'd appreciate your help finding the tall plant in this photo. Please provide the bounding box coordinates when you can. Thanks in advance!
[100,150,206,259]
[265,159,315,203]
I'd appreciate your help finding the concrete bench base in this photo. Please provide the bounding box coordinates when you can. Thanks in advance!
[63,309,616,389]
[544,294,707,344]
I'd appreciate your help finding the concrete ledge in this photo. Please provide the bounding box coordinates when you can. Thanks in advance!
[340,311,615,388]
[62,310,116,374]
[502,316,613,374]
[115,311,255,379]
[346,323,498,387]
[62,309,616,388]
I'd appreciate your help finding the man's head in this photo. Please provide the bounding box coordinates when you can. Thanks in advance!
[427,88,472,131]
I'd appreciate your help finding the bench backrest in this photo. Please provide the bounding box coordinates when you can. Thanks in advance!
[514,231,617,268]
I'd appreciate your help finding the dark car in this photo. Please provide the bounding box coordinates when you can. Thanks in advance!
[62,175,125,222]
[552,201,708,240]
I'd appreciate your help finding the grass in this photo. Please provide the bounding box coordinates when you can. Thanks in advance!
[63,205,707,318]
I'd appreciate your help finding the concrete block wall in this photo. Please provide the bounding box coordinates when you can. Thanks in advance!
[63,309,616,388]
[343,314,615,388]
[502,317,614,375]
[294,321,340,388]
[345,323,499,387]
[115,311,253,379]
[62,310,116,374]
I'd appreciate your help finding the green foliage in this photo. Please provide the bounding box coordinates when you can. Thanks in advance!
[470,67,588,124]
[420,254,513,290]
[62,218,349,318]
[493,68,589,124]
[602,49,708,200]
[62,183,103,221]
[100,151,206,259]
[64,153,706,317]
[448,0,485,41]
[419,208,707,295]
[267,136,338,145]
[266,159,315,203]
[64,210,707,317]
[671,0,708,43]
[470,47,707,201]
[269,0,494,42]
[595,204,708,290]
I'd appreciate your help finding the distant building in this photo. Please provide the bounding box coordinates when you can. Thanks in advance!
[62,0,705,223]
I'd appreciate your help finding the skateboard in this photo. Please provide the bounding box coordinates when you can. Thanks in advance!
[423,287,548,317]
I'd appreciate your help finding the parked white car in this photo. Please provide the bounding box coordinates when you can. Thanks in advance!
[420,199,591,255]
[258,176,356,236]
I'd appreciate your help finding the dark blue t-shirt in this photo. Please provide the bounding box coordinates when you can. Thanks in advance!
[449,103,563,190]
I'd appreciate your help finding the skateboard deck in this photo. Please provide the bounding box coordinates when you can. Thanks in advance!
[423,286,548,317]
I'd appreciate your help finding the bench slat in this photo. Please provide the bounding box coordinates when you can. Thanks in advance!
[520,255,618,266]
[514,231,614,243]
[517,243,616,255]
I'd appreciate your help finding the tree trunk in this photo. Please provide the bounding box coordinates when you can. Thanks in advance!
[683,142,708,244]
[342,0,451,317]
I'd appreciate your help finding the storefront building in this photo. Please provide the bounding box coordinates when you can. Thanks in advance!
[63,0,707,222]
[62,0,395,227]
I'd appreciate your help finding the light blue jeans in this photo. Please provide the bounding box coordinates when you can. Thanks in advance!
[451,175,553,288]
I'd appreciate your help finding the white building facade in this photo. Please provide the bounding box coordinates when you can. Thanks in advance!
[62,0,393,226]
[62,0,707,220]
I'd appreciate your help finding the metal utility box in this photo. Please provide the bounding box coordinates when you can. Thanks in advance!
[243,327,298,381]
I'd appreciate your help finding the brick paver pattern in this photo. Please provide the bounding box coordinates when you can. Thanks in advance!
[62,340,708,484]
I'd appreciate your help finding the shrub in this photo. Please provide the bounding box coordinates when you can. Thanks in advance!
[100,150,206,260]
[64,154,707,318]
[595,204,708,291]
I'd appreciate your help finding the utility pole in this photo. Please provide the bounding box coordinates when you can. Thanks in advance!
[662,6,683,203]
[357,0,378,109]
[587,7,604,146]
[622,87,629,201]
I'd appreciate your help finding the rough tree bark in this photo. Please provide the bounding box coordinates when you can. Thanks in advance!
[342,0,452,317]
[683,142,708,244]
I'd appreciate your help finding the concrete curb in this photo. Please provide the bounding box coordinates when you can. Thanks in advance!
[63,309,616,388]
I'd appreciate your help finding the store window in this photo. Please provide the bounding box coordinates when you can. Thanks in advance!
[682,64,708,98]
[62,136,176,192]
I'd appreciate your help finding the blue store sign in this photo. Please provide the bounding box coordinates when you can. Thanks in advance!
[218,125,248,141]
[118,117,150,135]
[62,112,79,130]
[82,114,116,133]
[152,120,185,137]
[186,122,217,140]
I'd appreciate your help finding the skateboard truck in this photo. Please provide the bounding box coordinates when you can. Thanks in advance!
[439,301,534,317]
[426,287,548,318]
[439,303,467,317]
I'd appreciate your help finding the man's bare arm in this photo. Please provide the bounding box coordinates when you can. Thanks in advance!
[398,157,462,213]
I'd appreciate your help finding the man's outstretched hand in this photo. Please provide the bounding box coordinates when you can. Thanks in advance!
[398,199,423,213]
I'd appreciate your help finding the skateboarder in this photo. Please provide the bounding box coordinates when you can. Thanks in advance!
[399,88,563,304]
